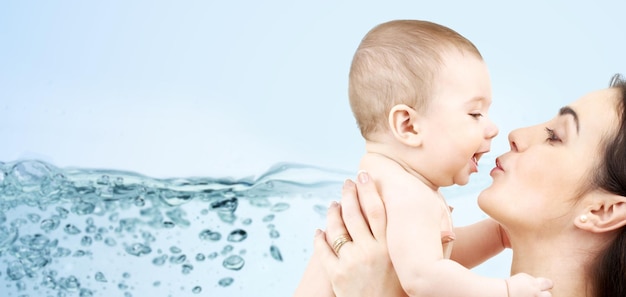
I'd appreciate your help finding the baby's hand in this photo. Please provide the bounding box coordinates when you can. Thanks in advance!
[506,273,553,297]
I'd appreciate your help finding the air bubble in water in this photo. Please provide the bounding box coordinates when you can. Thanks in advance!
[218,277,234,287]
[270,245,283,262]
[152,255,167,266]
[64,224,81,235]
[222,255,244,270]
[198,229,221,241]
[125,243,152,256]
[192,286,202,294]
[95,272,107,282]
[270,202,290,212]
[227,229,247,242]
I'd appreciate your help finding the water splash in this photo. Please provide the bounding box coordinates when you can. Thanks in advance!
[0,160,349,296]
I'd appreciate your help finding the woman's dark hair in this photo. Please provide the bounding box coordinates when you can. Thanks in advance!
[591,73,626,297]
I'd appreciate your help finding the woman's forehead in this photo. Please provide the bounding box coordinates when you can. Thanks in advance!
[569,88,620,139]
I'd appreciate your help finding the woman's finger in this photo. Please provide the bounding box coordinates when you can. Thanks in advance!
[324,199,353,257]
[354,171,387,241]
[312,229,338,276]
[339,178,373,243]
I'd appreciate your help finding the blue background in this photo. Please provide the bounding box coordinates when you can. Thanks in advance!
[1,1,626,295]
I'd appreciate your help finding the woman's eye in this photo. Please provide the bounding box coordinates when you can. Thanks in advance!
[545,127,561,142]
[469,113,483,119]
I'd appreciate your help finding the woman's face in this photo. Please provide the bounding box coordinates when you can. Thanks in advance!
[478,88,621,233]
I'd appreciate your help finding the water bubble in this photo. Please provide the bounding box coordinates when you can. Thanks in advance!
[26,213,41,223]
[141,231,156,243]
[218,277,234,287]
[270,245,283,262]
[40,217,60,232]
[314,204,327,216]
[125,243,152,256]
[9,160,53,192]
[95,272,107,282]
[56,207,69,219]
[162,221,175,229]
[64,224,81,235]
[72,201,95,215]
[262,214,275,222]
[60,275,81,291]
[169,246,182,254]
[80,236,92,247]
[207,252,218,259]
[227,229,247,242]
[269,229,280,239]
[123,272,131,279]
[221,245,233,255]
[222,255,244,271]
[270,202,290,212]
[85,225,96,234]
[73,250,88,257]
[198,229,221,241]
[79,288,94,297]
[153,281,161,287]
[10,218,27,228]
[195,253,205,261]
[166,208,190,227]
[152,255,168,266]
[169,254,186,264]
[104,238,117,247]
[192,286,202,293]
[242,218,252,225]
[210,197,238,213]
[96,175,110,185]
[181,264,193,275]
[6,261,26,280]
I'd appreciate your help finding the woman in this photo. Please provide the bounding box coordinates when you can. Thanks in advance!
[301,74,626,297]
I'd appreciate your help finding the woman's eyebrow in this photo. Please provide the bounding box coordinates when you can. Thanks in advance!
[559,106,579,134]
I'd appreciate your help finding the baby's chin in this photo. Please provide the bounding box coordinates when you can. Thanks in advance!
[452,171,473,186]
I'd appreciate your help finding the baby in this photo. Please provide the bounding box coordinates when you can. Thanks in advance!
[345,19,550,296]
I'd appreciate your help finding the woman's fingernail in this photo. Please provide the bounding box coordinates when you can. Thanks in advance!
[329,201,338,208]
[357,170,369,184]
[314,229,322,236]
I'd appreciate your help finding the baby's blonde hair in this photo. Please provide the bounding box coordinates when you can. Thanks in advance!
[349,20,483,138]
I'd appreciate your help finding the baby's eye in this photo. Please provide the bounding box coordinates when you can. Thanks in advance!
[545,127,561,142]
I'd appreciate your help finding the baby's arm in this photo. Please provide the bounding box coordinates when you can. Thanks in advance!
[385,187,550,297]
[450,218,508,269]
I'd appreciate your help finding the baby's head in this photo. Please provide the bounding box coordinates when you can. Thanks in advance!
[349,19,483,139]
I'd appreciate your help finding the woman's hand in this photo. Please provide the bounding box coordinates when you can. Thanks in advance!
[314,171,406,297]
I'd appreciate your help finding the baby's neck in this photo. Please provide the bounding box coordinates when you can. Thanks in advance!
[362,141,438,191]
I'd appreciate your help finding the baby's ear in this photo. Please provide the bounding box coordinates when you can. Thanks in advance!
[574,190,626,233]
[388,104,421,147]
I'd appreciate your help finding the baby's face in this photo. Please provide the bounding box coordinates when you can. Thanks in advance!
[416,50,498,187]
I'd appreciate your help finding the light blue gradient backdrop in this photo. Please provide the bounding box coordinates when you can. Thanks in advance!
[1,0,625,295]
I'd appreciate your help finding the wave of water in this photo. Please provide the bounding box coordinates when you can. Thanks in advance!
[0,160,351,296]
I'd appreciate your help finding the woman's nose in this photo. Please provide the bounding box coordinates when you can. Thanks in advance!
[508,126,531,152]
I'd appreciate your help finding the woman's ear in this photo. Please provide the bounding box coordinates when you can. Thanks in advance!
[574,191,626,233]
[388,104,421,147]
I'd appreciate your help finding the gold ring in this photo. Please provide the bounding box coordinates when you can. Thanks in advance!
[332,234,352,255]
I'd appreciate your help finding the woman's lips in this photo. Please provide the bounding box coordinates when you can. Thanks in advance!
[490,158,504,176]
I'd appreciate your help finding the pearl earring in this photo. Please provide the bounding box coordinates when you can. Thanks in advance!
[579,214,588,223]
